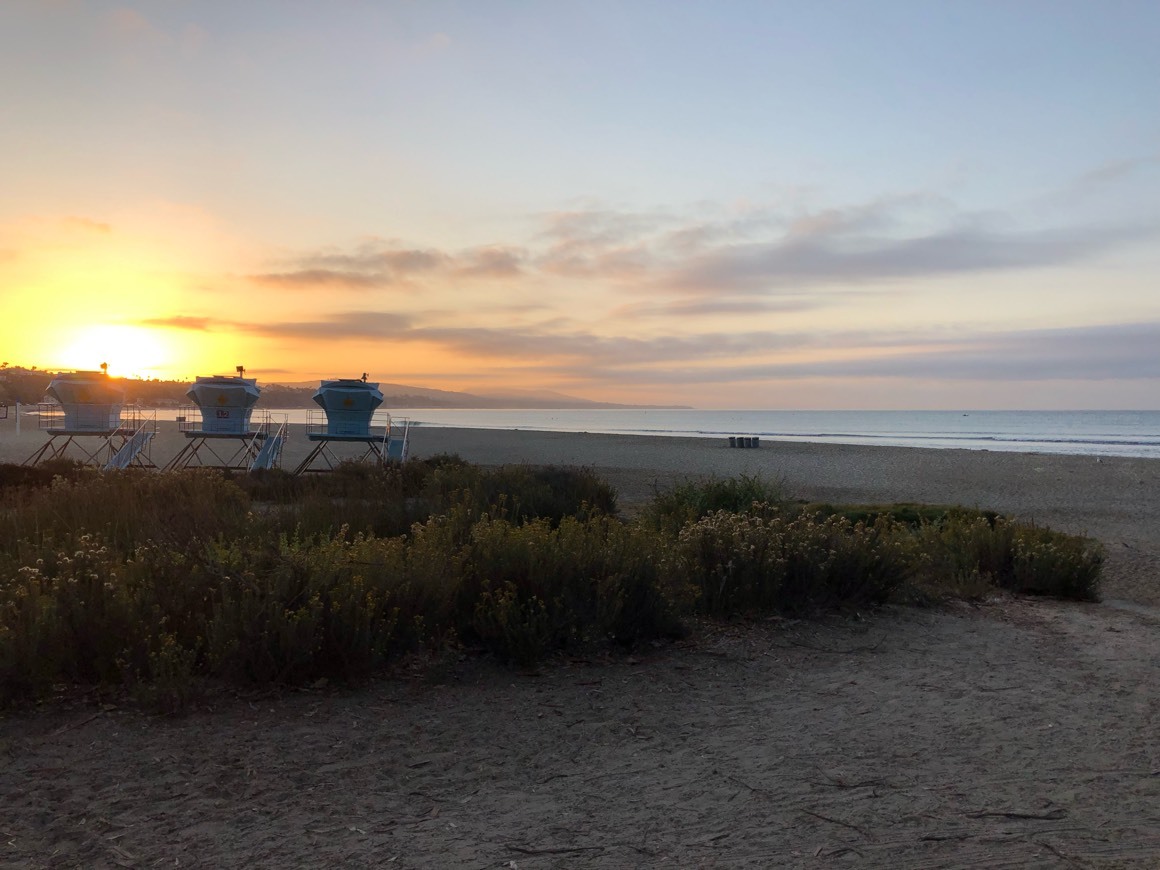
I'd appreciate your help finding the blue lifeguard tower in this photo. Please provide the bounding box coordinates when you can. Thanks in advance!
[24,367,157,469]
[293,376,409,474]
[166,367,285,471]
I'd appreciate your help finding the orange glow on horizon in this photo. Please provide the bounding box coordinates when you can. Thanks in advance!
[52,325,175,380]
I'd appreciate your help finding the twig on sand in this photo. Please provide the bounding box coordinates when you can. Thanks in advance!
[782,636,885,654]
[810,769,890,789]
[801,809,872,839]
[966,808,1068,821]
[817,846,864,859]
[1033,838,1082,866]
[507,844,603,856]
[50,710,106,736]
[684,830,733,847]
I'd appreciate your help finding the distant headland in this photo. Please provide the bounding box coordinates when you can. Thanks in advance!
[0,366,689,411]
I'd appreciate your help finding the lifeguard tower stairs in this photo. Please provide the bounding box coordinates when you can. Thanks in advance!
[294,377,409,474]
[24,370,157,470]
[165,370,286,472]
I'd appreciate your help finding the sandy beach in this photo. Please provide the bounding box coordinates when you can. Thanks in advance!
[3,413,1160,867]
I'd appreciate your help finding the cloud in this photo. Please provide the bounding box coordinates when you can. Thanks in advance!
[243,311,412,340]
[250,242,522,289]
[610,297,824,319]
[248,269,390,290]
[139,301,1160,387]
[535,208,669,279]
[249,184,1156,307]
[139,310,412,341]
[453,246,525,279]
[141,315,215,331]
[665,220,1153,295]
[1072,153,1160,191]
[103,6,172,49]
[61,216,112,234]
[552,322,1160,386]
[142,311,412,341]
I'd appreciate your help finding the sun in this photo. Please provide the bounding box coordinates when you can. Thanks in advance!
[56,325,173,379]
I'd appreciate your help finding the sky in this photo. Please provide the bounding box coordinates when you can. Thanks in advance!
[1,0,1158,409]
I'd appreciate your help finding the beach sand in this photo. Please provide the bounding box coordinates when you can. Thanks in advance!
[3,413,1160,866]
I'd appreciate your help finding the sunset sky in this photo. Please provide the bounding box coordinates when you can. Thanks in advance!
[2,1,1158,408]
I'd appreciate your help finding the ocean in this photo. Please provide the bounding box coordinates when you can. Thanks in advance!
[150,408,1159,460]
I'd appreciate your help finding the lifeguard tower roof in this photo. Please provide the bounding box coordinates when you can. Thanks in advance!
[313,379,384,437]
[186,375,261,435]
[46,371,126,432]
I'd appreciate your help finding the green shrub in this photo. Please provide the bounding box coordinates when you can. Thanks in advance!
[424,464,617,527]
[0,460,90,490]
[1010,525,1102,600]
[806,502,1000,528]
[463,514,682,663]
[0,464,1106,706]
[642,474,788,535]
[0,468,250,554]
[674,510,911,616]
[199,530,435,684]
[906,515,1102,602]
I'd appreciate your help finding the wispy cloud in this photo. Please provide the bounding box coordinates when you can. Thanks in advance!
[610,297,823,319]
[144,311,412,340]
[666,222,1152,294]
[248,190,1157,328]
[1072,153,1160,191]
[141,315,215,331]
[140,305,1160,386]
[248,269,390,290]
[562,322,1160,386]
[244,311,412,340]
[250,242,523,290]
[61,216,112,234]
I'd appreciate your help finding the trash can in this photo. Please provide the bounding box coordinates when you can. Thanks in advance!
[729,436,737,448]
[752,436,760,448]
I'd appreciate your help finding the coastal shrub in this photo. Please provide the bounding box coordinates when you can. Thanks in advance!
[0,534,182,698]
[424,463,617,526]
[464,514,681,663]
[0,463,1106,706]
[198,528,463,684]
[235,460,615,540]
[0,460,90,490]
[642,474,788,536]
[0,468,250,554]
[1009,524,1103,600]
[674,510,911,616]
[904,515,1103,602]
[806,502,1000,528]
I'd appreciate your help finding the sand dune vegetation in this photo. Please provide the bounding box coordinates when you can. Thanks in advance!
[0,459,1102,711]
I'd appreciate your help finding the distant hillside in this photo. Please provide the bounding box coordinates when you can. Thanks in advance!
[0,367,688,410]
[265,381,689,410]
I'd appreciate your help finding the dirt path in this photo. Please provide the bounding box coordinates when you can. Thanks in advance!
[3,598,1159,868]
